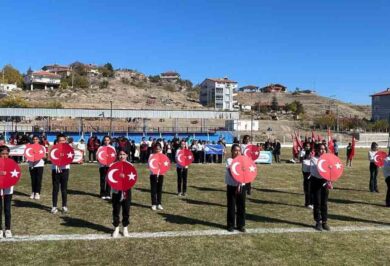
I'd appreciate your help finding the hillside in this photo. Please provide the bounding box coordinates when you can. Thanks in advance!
[7,69,370,121]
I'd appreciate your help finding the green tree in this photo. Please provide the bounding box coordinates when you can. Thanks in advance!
[99,63,114,77]
[70,62,87,76]
[1,64,23,87]
[271,95,279,111]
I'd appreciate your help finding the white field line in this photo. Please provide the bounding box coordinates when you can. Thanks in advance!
[1,225,390,243]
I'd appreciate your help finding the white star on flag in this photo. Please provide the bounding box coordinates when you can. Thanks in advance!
[111,153,116,157]
[188,156,192,160]
[10,169,19,178]
[128,172,136,180]
[163,161,169,166]
[39,150,43,154]
[249,166,256,172]
[67,152,74,158]
[254,152,259,155]
[335,162,342,169]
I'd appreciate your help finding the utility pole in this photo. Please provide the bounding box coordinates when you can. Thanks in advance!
[71,66,74,88]
[250,111,253,143]
[109,100,113,136]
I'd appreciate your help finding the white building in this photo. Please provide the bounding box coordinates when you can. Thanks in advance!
[24,71,61,91]
[199,78,238,110]
[0,83,18,92]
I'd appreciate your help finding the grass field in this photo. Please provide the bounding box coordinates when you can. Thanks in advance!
[1,148,390,265]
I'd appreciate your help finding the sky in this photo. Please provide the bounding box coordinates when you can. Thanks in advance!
[1,0,389,105]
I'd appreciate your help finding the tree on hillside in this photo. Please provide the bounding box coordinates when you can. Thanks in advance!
[70,62,87,76]
[0,96,30,108]
[99,63,114,78]
[271,95,279,111]
[1,64,24,87]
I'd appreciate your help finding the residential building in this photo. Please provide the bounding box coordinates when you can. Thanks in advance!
[42,64,71,78]
[237,85,261,93]
[260,83,287,93]
[371,88,390,121]
[199,77,238,110]
[0,83,17,92]
[160,71,180,80]
[24,71,61,91]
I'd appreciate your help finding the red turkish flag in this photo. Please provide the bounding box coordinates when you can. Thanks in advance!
[106,161,138,191]
[176,149,194,167]
[374,151,387,167]
[24,144,45,162]
[0,158,22,189]
[327,128,335,154]
[230,155,257,183]
[97,146,117,166]
[243,144,260,161]
[317,153,344,182]
[49,143,75,166]
[148,153,171,175]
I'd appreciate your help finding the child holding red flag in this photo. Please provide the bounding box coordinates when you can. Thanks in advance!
[149,143,165,211]
[51,134,71,214]
[226,144,247,232]
[176,140,189,196]
[310,143,331,231]
[0,145,13,238]
[111,149,132,238]
[240,135,252,195]
[29,135,45,200]
[98,136,113,200]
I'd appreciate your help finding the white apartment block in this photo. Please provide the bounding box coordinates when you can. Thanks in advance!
[199,78,238,110]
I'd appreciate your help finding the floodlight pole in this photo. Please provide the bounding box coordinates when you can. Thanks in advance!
[109,100,113,136]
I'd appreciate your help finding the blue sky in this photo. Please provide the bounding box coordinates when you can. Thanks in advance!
[1,0,389,104]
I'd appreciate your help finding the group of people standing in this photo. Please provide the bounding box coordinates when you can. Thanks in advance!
[0,133,389,238]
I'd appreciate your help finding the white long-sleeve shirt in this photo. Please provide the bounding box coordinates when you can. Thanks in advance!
[368,151,377,162]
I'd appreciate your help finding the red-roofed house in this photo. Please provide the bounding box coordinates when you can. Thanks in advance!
[199,77,238,110]
[160,71,180,80]
[24,70,61,91]
[260,83,287,93]
[42,64,71,78]
[371,88,390,121]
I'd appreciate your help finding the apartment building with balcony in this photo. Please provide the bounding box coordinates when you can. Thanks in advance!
[199,77,238,110]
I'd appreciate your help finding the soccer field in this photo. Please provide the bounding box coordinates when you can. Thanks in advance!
[1,148,390,265]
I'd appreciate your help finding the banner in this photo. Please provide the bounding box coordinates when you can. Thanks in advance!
[8,145,26,156]
[73,150,84,164]
[254,151,273,164]
[204,144,224,155]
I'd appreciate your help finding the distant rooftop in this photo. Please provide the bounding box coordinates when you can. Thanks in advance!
[371,88,390,97]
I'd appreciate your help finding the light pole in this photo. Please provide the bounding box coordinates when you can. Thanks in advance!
[109,100,113,136]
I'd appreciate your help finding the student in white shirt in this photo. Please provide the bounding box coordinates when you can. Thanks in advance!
[29,135,45,200]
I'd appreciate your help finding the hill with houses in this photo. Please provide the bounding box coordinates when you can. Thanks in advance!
[1,63,371,121]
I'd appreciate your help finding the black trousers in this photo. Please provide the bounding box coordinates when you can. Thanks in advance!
[99,167,111,197]
[89,150,96,161]
[52,169,69,208]
[150,175,164,205]
[176,168,188,193]
[274,154,280,163]
[30,167,44,194]
[0,194,12,230]
[140,151,148,163]
[386,178,390,207]
[302,171,313,206]
[311,177,329,223]
[227,185,246,229]
[112,190,131,227]
[369,162,378,192]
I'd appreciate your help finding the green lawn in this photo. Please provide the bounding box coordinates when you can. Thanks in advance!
[1,148,390,265]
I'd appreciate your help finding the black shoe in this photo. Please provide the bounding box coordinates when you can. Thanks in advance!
[238,227,246,233]
[314,222,322,231]
[227,227,234,232]
[322,223,331,231]
[375,190,379,193]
